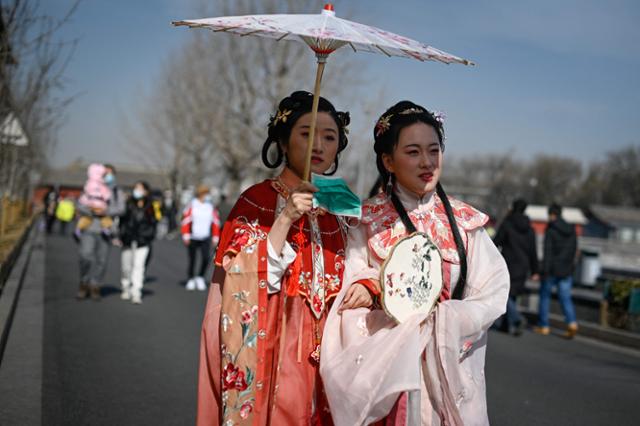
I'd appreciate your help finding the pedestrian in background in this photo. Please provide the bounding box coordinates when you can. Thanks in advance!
[43,185,59,234]
[76,164,125,301]
[119,181,157,304]
[494,198,539,336]
[215,192,232,226]
[55,196,75,235]
[74,163,114,241]
[180,184,220,291]
[535,203,579,338]
[143,189,164,271]
[162,189,178,238]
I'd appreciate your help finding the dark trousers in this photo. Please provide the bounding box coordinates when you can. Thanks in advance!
[46,214,56,233]
[188,239,211,278]
[58,220,70,235]
[505,295,523,329]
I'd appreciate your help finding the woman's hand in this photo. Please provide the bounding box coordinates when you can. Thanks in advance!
[339,283,374,314]
[281,182,317,224]
[269,182,317,256]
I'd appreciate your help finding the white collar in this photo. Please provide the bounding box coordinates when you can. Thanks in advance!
[394,183,436,214]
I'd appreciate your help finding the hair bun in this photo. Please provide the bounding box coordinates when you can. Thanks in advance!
[336,111,350,128]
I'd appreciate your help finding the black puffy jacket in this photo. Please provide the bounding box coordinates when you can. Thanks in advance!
[119,197,157,248]
[543,217,577,278]
[494,212,539,295]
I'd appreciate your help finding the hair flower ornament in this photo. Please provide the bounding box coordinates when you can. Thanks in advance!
[269,108,292,128]
[375,113,393,137]
[432,110,446,125]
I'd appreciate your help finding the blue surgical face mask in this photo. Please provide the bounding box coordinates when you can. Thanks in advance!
[311,173,361,219]
[104,173,115,186]
[132,189,145,200]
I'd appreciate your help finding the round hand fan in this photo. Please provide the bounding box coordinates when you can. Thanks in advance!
[380,232,443,323]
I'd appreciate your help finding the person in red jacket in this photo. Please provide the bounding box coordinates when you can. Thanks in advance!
[181,184,221,291]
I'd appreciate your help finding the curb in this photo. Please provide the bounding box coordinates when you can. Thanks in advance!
[0,222,37,365]
[0,224,43,425]
[521,309,640,351]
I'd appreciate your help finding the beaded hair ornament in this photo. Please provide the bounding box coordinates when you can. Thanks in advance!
[375,107,446,137]
[268,107,350,134]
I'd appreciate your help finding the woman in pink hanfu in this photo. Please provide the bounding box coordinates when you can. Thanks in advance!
[320,101,510,426]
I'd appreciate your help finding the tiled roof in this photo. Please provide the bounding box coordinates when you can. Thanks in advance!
[525,205,588,225]
[589,204,640,226]
[40,164,167,190]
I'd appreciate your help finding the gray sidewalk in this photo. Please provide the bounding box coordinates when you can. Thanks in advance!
[0,225,44,425]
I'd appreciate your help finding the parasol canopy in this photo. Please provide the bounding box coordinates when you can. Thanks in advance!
[173,3,474,179]
[174,3,473,65]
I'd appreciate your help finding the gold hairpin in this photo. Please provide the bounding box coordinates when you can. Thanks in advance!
[375,114,393,137]
[272,108,292,127]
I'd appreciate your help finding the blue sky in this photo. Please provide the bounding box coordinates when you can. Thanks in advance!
[44,0,640,168]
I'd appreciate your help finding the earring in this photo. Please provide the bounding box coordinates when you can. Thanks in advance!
[386,174,394,195]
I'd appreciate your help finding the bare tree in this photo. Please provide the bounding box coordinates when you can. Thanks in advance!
[443,153,528,219]
[126,0,370,200]
[0,0,79,198]
[526,154,583,206]
[575,145,640,208]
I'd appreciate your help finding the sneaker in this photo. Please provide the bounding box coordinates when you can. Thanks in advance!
[132,294,142,304]
[533,326,550,335]
[196,276,207,291]
[186,278,196,291]
[120,290,131,300]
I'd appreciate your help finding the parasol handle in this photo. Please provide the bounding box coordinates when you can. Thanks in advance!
[302,60,326,182]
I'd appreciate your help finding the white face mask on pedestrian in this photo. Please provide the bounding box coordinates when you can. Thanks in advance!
[133,189,145,200]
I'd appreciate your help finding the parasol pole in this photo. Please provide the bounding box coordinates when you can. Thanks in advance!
[302,55,327,182]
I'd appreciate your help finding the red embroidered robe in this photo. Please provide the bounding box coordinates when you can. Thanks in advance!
[197,171,347,426]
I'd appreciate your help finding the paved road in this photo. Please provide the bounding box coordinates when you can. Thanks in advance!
[43,233,208,425]
[486,327,639,425]
[40,233,639,425]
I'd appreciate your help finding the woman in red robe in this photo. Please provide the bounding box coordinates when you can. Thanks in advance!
[196,91,352,425]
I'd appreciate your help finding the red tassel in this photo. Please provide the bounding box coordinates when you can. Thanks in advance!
[287,216,307,297]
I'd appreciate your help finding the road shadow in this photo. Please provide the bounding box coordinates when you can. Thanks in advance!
[144,275,158,284]
[100,285,155,298]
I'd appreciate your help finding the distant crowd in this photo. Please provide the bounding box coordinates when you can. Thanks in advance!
[43,163,219,304]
